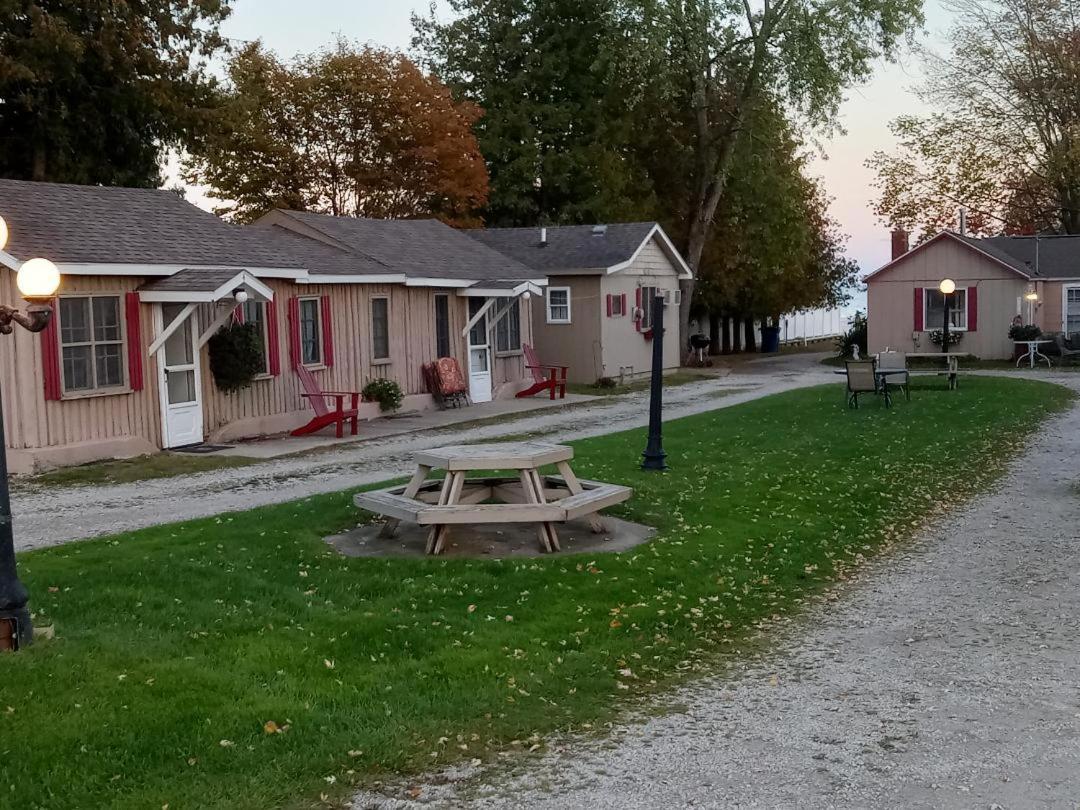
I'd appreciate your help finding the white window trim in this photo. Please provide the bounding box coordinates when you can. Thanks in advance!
[1063,284,1080,334]
[298,295,324,368]
[57,293,130,397]
[922,286,969,332]
[371,295,391,363]
[547,287,572,324]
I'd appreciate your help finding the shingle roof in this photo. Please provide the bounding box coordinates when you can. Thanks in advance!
[0,178,382,276]
[974,234,1080,279]
[138,268,247,292]
[466,223,659,272]
[270,210,540,281]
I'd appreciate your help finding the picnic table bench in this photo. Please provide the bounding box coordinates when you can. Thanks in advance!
[355,442,632,555]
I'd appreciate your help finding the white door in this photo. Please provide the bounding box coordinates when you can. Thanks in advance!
[467,299,493,403]
[157,303,204,447]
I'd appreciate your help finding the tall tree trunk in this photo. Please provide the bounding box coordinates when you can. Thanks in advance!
[708,312,721,355]
[744,316,757,352]
[731,315,743,353]
[721,314,732,354]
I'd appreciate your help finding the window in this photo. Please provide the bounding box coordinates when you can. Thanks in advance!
[240,300,268,375]
[495,298,521,353]
[547,287,571,323]
[299,297,322,365]
[639,286,658,331]
[59,295,125,394]
[609,294,626,317]
[371,297,390,361]
[924,288,968,330]
[435,294,450,358]
[1062,289,1080,339]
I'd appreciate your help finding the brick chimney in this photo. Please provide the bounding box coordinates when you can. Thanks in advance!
[891,227,910,261]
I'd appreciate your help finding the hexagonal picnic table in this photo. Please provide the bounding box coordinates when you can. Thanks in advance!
[354,442,632,555]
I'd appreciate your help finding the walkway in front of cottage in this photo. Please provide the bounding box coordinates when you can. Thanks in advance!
[12,354,836,551]
[353,374,1080,809]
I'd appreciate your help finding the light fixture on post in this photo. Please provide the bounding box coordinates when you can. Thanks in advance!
[938,278,956,355]
[0,214,62,651]
[641,290,667,471]
[233,288,250,305]
[1024,287,1039,326]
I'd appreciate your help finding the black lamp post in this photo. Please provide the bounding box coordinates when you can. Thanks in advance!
[939,278,956,355]
[641,291,667,471]
[0,214,61,651]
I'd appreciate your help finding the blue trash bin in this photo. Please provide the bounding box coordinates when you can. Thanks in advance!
[760,325,781,353]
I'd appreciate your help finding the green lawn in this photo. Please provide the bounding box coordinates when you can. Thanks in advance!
[3,378,1071,810]
[565,369,714,396]
[17,452,257,490]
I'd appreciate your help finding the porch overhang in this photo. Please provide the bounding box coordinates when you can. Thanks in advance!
[457,279,546,298]
[137,269,275,304]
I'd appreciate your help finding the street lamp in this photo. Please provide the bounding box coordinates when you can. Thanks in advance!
[0,214,61,651]
[939,278,956,355]
[641,290,667,471]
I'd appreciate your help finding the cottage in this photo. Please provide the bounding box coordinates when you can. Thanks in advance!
[0,179,543,472]
[867,229,1080,359]
[469,223,693,384]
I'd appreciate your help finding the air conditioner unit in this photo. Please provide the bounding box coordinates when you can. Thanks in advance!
[662,289,682,306]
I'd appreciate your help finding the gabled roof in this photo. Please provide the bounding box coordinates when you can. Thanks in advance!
[138,269,274,303]
[263,210,541,283]
[0,178,319,272]
[466,222,693,278]
[864,231,1034,282]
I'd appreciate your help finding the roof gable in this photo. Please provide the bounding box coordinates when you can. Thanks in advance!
[865,231,1032,282]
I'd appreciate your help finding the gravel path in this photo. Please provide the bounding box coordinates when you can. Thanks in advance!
[12,358,833,551]
[354,373,1080,809]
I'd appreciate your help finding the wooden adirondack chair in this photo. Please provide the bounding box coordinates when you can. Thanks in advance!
[517,344,568,400]
[291,365,361,437]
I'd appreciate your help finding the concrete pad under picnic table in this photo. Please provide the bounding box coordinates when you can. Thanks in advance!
[324,515,655,559]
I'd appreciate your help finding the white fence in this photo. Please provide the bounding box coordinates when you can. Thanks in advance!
[778,308,848,345]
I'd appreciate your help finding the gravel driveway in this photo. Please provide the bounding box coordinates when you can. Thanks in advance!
[354,373,1080,809]
[12,360,832,551]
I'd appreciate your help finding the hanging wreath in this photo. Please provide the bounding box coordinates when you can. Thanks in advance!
[208,322,265,393]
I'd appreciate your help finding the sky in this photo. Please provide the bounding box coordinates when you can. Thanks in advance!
[180,0,957,283]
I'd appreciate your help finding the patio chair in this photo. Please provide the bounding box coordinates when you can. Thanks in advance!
[516,344,568,400]
[291,365,361,438]
[423,357,469,409]
[876,350,910,401]
[845,361,879,409]
[1053,333,1080,364]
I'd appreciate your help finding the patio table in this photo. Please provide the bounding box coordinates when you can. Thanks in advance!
[904,352,964,390]
[355,442,632,556]
[1014,339,1052,369]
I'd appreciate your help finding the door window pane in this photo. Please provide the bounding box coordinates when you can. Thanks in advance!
[299,298,321,365]
[371,298,390,360]
[163,306,194,367]
[468,298,487,347]
[167,369,197,404]
[470,347,489,373]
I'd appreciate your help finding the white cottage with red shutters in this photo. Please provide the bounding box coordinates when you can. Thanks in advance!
[0,179,544,472]
[867,228,1080,359]
[468,223,693,384]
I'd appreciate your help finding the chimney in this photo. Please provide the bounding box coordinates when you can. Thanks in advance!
[539,227,547,246]
[891,227,910,261]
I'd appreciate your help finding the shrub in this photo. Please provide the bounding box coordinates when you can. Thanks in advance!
[835,311,868,358]
[595,376,617,388]
[362,378,404,413]
[929,329,964,347]
[1008,323,1042,341]
[208,322,265,393]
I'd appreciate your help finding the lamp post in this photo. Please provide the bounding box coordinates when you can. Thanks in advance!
[641,291,667,471]
[0,214,61,651]
[939,278,956,355]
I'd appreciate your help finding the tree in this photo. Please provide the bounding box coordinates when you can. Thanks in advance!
[0,0,231,186]
[653,0,923,342]
[185,40,489,225]
[869,0,1080,237]
[414,0,656,226]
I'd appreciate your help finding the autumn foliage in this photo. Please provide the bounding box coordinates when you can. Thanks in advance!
[185,41,489,226]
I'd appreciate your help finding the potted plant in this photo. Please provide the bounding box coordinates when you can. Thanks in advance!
[928,329,963,348]
[362,378,404,413]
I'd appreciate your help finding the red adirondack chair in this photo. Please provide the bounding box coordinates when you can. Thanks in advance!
[291,365,361,437]
[517,344,568,400]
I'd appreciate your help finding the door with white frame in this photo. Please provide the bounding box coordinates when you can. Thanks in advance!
[156,303,204,447]
[467,298,493,403]
[1065,286,1080,339]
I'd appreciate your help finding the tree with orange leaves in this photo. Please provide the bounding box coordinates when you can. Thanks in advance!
[185,40,489,226]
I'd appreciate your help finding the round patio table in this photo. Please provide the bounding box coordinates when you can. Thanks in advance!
[1014,339,1052,369]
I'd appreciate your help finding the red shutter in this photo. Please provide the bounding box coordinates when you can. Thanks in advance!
[967,287,978,332]
[620,293,627,317]
[265,299,281,376]
[320,295,334,368]
[233,305,244,325]
[606,294,613,317]
[914,288,924,331]
[41,297,62,401]
[287,297,301,369]
[635,288,642,332]
[125,292,143,392]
